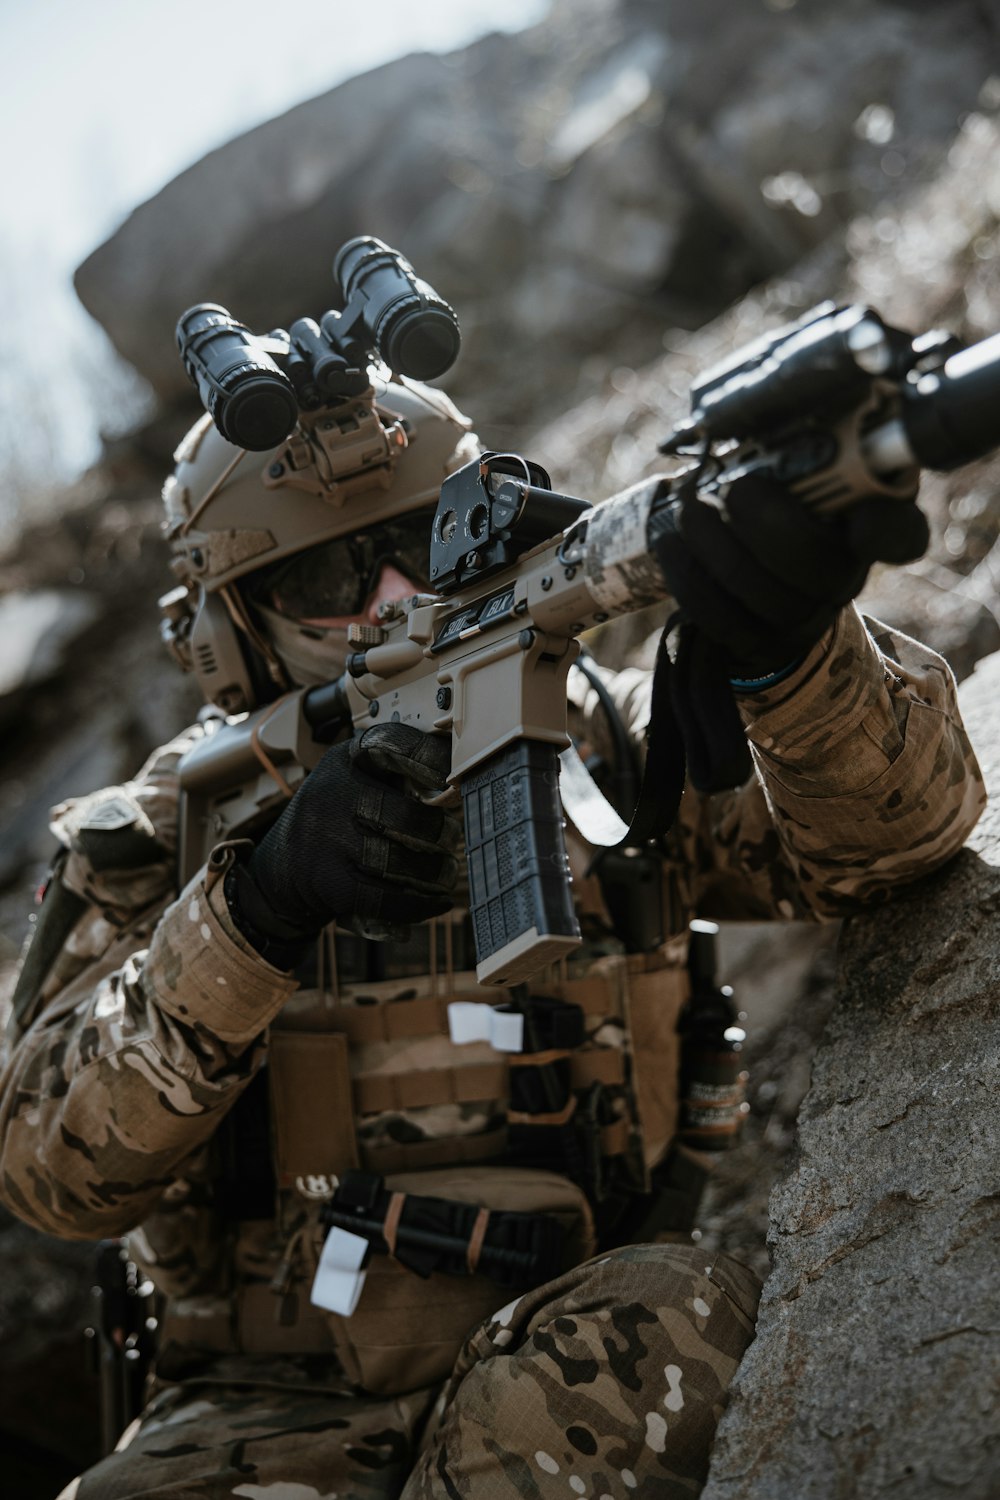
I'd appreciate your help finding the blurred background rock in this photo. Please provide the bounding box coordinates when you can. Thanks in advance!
[2,0,998,1493]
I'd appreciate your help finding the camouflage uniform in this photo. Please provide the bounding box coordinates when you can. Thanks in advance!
[1,603,985,1500]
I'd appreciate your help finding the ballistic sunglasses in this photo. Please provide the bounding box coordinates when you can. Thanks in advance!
[256,507,436,620]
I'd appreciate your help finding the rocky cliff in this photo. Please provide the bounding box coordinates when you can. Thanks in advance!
[702,648,1000,1500]
[2,2,1000,1493]
[74,0,997,444]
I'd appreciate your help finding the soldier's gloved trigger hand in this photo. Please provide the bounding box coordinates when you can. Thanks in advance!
[647,473,929,677]
[227,724,460,954]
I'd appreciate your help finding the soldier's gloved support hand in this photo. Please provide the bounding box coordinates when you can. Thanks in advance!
[647,473,929,678]
[225,724,459,959]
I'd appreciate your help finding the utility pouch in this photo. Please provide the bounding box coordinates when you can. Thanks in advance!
[314,1165,594,1396]
[320,1170,564,1286]
[268,1028,359,1193]
[504,995,587,1187]
[592,846,665,953]
[624,957,690,1178]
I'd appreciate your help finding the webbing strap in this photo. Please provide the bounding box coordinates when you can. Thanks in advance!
[360,1125,508,1176]
[509,1048,571,1069]
[382,1191,406,1258]
[528,973,627,1017]
[601,1118,630,1157]
[334,994,454,1044]
[570,1049,625,1088]
[559,626,687,848]
[466,1207,491,1273]
[508,1096,577,1128]
[353,1049,624,1117]
[334,972,628,1049]
[354,1062,507,1114]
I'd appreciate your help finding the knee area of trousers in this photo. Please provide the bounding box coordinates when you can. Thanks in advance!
[474,1244,760,1389]
[513,1243,762,1397]
[446,1246,762,1497]
[566,1243,761,1332]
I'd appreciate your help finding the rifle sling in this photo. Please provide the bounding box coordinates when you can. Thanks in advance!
[559,626,686,849]
[560,620,754,853]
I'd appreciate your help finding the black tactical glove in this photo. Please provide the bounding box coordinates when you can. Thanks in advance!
[226,723,460,964]
[647,473,929,679]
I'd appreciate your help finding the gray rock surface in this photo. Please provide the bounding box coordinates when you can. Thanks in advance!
[702,649,1000,1500]
[0,485,202,941]
[73,0,995,440]
[537,109,1000,678]
[3,8,1000,1495]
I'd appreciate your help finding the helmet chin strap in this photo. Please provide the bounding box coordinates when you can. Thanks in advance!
[221,585,293,691]
[253,599,350,687]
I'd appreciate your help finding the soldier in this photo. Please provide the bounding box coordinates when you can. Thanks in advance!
[0,366,985,1500]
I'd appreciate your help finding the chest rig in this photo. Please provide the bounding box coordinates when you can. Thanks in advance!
[207,652,696,1230]
[166,682,742,1393]
[263,914,691,1214]
[175,891,693,1395]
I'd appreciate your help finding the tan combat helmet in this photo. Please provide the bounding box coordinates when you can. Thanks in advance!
[160,377,479,713]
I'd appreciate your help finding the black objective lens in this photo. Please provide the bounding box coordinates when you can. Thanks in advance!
[334,236,461,381]
[176,304,299,451]
[902,332,1000,471]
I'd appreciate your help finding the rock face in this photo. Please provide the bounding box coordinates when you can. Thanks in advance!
[73,0,995,440]
[535,108,1000,678]
[702,649,1000,1500]
[3,7,999,1495]
[0,590,102,717]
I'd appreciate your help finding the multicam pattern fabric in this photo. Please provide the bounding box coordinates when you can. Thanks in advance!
[406,1243,760,1500]
[62,1244,758,1499]
[570,605,987,926]
[1,602,985,1495]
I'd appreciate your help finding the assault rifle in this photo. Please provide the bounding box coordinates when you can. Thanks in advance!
[176,297,1000,988]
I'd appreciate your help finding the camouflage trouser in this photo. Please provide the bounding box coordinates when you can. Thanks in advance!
[62,1244,760,1500]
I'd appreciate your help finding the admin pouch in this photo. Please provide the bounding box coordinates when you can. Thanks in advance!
[233,1025,597,1396]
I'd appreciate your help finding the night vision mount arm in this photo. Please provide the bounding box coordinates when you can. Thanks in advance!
[177,301,1000,988]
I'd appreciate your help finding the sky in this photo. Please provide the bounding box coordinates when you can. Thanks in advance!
[0,0,550,526]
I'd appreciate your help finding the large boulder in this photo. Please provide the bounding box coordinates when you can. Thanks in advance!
[702,648,1000,1499]
[535,109,1000,681]
[73,0,994,439]
[0,590,102,722]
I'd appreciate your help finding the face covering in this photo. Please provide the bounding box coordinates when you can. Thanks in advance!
[254,599,350,686]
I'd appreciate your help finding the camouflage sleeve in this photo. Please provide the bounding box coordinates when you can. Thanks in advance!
[705,603,987,917]
[0,728,297,1241]
[572,604,986,922]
